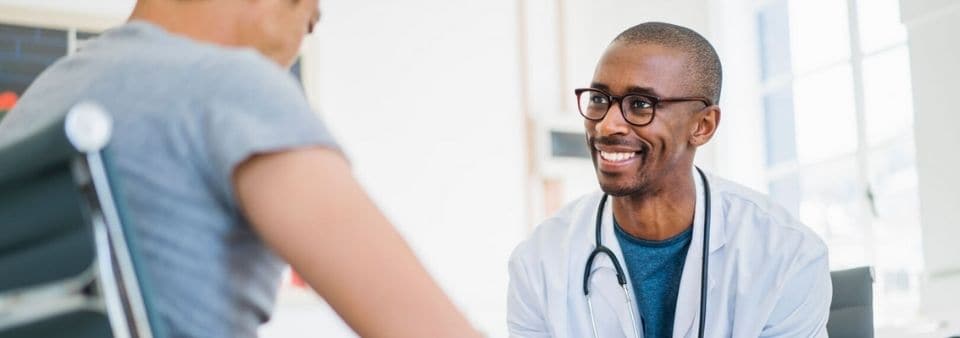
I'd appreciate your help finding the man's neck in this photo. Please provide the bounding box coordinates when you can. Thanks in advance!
[612,170,696,241]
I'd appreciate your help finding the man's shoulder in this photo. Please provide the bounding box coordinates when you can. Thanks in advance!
[510,191,602,264]
[711,175,827,258]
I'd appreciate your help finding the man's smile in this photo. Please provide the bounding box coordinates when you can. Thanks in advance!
[594,143,647,173]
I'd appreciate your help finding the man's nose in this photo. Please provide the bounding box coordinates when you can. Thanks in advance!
[595,103,630,136]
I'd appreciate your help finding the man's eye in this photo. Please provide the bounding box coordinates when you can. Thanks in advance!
[628,97,653,109]
[590,95,608,104]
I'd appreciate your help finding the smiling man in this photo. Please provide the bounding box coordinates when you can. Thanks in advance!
[507,22,831,338]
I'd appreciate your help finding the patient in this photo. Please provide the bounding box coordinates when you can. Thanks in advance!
[0,0,479,337]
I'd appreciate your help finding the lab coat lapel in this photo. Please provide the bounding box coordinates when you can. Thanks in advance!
[587,196,644,338]
[673,168,726,338]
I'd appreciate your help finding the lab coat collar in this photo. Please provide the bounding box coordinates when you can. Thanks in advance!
[673,167,725,337]
[585,167,726,338]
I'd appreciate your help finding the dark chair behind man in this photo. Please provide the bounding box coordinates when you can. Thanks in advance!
[828,266,875,338]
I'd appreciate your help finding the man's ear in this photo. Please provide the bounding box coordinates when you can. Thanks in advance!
[690,105,720,147]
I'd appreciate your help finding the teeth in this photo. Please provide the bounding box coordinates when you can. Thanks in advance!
[599,151,636,162]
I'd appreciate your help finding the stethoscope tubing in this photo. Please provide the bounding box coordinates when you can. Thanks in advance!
[583,167,711,338]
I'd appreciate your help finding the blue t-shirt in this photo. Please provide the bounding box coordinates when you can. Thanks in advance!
[614,218,692,337]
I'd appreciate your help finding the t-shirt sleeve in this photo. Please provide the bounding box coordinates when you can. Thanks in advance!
[201,54,340,206]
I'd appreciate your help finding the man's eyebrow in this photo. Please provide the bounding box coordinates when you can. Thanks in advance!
[589,83,661,97]
[624,85,660,97]
[589,83,610,91]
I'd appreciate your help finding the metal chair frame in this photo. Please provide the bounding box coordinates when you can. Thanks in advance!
[0,103,154,338]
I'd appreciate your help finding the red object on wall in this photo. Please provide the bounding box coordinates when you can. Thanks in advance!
[0,91,17,111]
[290,270,307,288]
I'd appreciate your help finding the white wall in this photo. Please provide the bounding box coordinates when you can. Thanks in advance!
[0,0,133,18]
[0,1,128,32]
[303,0,527,336]
[900,0,960,327]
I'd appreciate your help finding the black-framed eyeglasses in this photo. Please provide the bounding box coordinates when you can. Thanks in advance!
[574,88,713,126]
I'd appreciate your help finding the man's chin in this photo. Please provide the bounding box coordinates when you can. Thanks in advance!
[598,181,640,197]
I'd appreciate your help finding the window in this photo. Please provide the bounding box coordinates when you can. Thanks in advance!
[550,131,590,159]
[0,24,70,115]
[0,23,104,117]
[756,0,922,327]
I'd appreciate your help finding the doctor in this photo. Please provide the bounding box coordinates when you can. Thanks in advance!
[507,22,831,338]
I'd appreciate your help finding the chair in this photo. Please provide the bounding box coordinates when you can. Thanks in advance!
[0,102,158,338]
[827,266,875,338]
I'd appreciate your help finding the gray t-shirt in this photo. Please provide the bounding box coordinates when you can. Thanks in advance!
[0,21,337,337]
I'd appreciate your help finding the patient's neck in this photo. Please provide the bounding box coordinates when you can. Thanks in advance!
[128,1,243,47]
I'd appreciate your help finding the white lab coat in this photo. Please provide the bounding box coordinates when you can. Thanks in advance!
[507,169,832,338]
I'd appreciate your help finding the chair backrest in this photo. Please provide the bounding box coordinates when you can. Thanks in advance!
[0,102,158,338]
[827,266,875,338]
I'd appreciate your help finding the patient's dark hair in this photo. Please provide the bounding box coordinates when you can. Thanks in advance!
[613,22,722,104]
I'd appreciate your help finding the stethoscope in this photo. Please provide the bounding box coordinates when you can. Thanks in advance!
[583,167,711,338]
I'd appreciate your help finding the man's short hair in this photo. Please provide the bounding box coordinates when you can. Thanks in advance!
[613,22,722,105]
